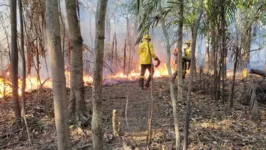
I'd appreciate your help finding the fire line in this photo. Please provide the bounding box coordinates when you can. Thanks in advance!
[0,63,174,98]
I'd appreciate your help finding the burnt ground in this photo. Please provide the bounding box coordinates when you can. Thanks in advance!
[0,77,266,150]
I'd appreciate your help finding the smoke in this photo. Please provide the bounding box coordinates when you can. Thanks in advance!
[0,0,266,80]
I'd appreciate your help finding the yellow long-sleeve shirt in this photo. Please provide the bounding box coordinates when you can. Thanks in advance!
[184,48,191,60]
[138,41,157,64]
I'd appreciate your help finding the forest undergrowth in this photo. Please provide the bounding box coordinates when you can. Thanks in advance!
[0,77,266,150]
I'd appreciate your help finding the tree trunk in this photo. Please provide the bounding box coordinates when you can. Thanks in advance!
[19,0,26,115]
[10,0,21,119]
[45,0,70,149]
[114,33,118,72]
[217,46,221,100]
[65,0,87,125]
[59,0,66,66]
[242,26,252,65]
[177,0,184,115]
[221,5,226,103]
[212,27,219,99]
[126,16,132,72]
[183,3,203,149]
[210,29,215,72]
[36,46,40,82]
[75,0,80,19]
[111,33,115,68]
[205,31,210,73]
[27,48,32,75]
[92,0,108,149]
[229,12,240,108]
[191,27,197,78]
[229,46,239,108]
[123,39,127,74]
[159,1,180,149]
[246,27,251,65]
[177,0,184,148]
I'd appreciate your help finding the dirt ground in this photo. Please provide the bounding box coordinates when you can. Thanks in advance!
[0,77,266,150]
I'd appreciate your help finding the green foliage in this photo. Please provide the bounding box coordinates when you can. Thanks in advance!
[129,0,266,45]
[133,0,204,43]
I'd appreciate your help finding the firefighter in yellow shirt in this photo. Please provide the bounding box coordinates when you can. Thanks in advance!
[172,40,192,81]
[183,40,192,70]
[138,34,160,89]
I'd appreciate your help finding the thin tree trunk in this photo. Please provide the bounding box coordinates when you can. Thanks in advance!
[10,0,21,119]
[126,16,132,73]
[176,0,184,147]
[217,44,221,100]
[36,46,40,82]
[213,27,218,99]
[66,0,87,124]
[114,33,118,71]
[210,29,215,72]
[45,0,70,149]
[229,46,238,108]
[221,5,226,103]
[19,0,26,115]
[146,38,154,146]
[123,39,127,74]
[159,1,180,149]
[34,23,41,83]
[68,35,71,65]
[111,33,115,68]
[191,28,197,78]
[92,0,108,149]
[26,37,32,75]
[242,26,252,66]
[183,3,203,149]
[177,0,184,106]
[59,0,66,65]
[246,27,251,65]
[205,32,210,73]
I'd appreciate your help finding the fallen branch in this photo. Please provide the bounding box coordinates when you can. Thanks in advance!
[250,69,266,78]
[38,77,51,90]
[79,144,92,149]
[0,142,19,149]
[0,129,22,139]
[23,115,32,145]
[110,96,126,99]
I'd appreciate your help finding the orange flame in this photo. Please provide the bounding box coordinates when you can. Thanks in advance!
[0,64,173,98]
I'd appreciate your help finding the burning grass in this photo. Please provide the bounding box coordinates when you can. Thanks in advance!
[0,64,173,98]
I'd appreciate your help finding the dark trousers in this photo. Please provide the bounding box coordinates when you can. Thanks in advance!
[173,58,191,81]
[139,64,154,88]
[182,58,191,70]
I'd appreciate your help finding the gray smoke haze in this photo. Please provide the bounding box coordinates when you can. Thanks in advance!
[0,0,265,79]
